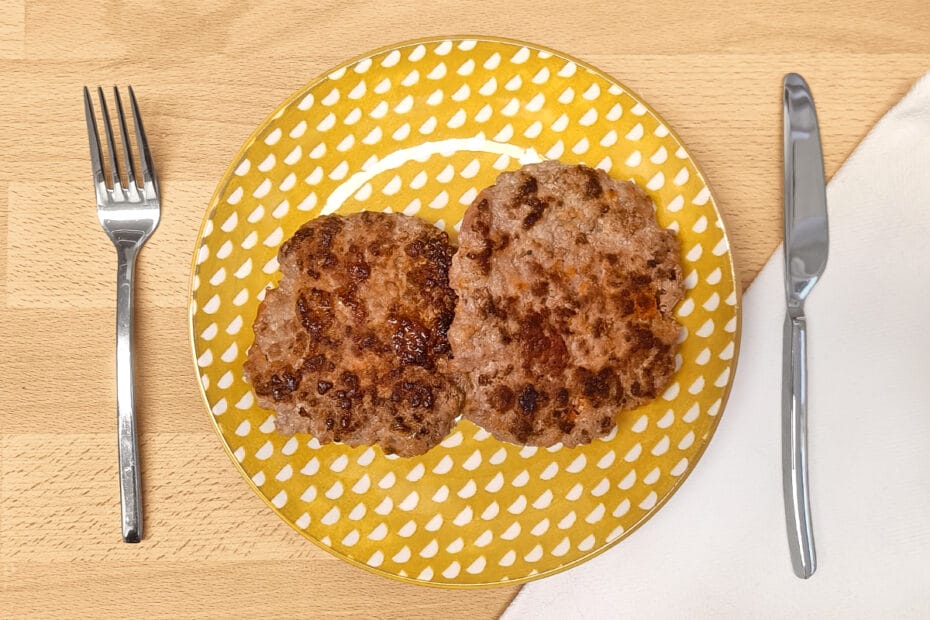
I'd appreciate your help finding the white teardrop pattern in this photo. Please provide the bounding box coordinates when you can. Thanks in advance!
[191,37,738,588]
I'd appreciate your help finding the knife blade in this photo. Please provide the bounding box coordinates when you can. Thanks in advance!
[782,72,829,579]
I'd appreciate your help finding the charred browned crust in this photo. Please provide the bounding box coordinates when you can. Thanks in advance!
[243,211,462,457]
[448,162,684,447]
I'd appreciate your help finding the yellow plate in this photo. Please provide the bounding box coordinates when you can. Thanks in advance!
[189,36,740,588]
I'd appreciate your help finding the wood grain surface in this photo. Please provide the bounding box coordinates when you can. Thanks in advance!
[1,1,928,618]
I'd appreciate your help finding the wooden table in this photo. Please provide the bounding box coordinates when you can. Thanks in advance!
[1,1,928,617]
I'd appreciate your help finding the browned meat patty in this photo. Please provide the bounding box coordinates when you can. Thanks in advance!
[448,161,684,447]
[243,211,462,457]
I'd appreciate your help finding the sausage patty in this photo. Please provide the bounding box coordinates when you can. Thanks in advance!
[448,161,684,447]
[243,211,462,457]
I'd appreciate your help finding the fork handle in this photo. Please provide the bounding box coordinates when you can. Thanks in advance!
[782,311,815,577]
[116,242,143,543]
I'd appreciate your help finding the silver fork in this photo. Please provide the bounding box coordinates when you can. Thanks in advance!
[84,86,160,543]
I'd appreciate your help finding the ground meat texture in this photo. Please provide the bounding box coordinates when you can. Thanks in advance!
[243,211,462,457]
[448,161,684,447]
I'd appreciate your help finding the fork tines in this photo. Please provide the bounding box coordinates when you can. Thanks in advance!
[83,85,156,201]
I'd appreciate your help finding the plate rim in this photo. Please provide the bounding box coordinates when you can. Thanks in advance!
[187,33,743,589]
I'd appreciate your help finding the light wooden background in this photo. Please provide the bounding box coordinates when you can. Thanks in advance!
[1,1,928,617]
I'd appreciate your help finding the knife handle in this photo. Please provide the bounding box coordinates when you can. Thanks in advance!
[782,311,816,578]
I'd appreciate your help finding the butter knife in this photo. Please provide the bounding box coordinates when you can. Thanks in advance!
[782,73,829,579]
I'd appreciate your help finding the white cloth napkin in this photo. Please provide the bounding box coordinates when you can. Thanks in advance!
[505,73,930,619]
